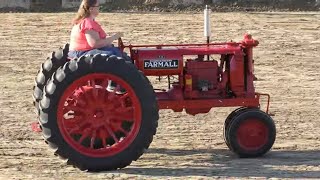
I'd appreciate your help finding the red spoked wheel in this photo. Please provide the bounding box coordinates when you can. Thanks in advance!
[227,109,276,158]
[236,119,268,151]
[39,54,158,171]
[58,73,141,158]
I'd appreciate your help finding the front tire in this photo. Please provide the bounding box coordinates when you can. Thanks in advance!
[227,109,276,157]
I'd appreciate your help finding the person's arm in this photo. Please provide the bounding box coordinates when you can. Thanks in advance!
[85,30,121,49]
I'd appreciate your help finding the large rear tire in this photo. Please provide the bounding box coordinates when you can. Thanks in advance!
[39,54,159,171]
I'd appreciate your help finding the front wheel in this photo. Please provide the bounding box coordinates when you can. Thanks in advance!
[226,109,276,158]
[39,54,159,171]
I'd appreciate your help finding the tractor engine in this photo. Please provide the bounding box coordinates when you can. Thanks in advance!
[185,60,218,98]
[134,47,224,101]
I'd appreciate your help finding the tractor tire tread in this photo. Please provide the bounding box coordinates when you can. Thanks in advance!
[32,44,69,115]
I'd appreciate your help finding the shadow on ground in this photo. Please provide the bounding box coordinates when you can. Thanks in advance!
[118,148,320,178]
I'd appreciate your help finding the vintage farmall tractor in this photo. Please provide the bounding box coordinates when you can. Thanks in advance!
[32,6,276,171]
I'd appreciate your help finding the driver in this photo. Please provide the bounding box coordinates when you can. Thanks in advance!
[68,0,126,94]
[68,0,123,58]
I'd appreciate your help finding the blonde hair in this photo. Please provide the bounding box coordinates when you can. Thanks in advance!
[72,0,97,25]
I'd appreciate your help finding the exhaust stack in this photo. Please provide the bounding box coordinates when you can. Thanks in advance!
[204,5,211,44]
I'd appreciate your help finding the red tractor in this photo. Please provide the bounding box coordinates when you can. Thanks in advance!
[32,8,276,171]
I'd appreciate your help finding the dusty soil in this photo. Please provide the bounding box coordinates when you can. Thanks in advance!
[0,12,319,179]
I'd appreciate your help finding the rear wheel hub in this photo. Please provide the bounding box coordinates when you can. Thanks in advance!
[57,73,142,158]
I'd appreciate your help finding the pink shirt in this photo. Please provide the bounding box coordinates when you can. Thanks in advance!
[69,18,107,51]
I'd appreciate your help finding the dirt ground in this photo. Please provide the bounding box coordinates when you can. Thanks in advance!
[0,11,319,179]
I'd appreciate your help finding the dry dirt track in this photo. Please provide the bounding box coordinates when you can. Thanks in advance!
[0,11,319,179]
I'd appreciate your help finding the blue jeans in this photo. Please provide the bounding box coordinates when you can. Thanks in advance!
[68,46,131,95]
[68,46,123,59]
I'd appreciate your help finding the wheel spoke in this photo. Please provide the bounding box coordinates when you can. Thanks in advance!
[98,79,110,103]
[109,121,128,136]
[78,130,90,144]
[119,94,130,107]
[90,79,99,100]
[113,113,134,121]
[119,106,134,113]
[101,79,109,89]
[79,86,91,106]
[90,79,96,87]
[119,127,129,136]
[102,103,114,112]
[111,107,134,121]
[90,130,97,149]
[99,90,106,104]
[99,129,108,148]
[120,94,129,100]
[105,126,119,143]
[97,80,109,104]
[107,90,117,101]
[68,120,88,134]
